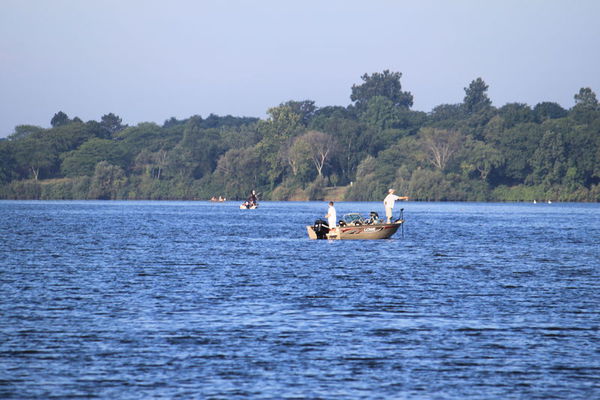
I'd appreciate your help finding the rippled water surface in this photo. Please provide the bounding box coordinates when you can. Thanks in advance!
[1,201,599,399]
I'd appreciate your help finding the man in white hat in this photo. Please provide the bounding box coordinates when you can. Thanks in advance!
[383,189,408,223]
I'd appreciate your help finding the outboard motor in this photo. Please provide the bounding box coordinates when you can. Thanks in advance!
[313,219,329,239]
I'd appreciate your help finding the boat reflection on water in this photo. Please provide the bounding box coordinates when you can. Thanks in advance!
[307,211,404,240]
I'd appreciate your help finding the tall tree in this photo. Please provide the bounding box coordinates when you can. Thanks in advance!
[88,161,126,199]
[134,149,168,179]
[360,96,402,132]
[8,125,44,141]
[292,131,338,177]
[488,123,544,184]
[214,146,263,197]
[60,138,124,177]
[309,106,364,183]
[279,100,317,126]
[0,141,15,183]
[256,104,303,184]
[179,118,224,179]
[497,103,533,128]
[533,102,567,122]
[420,128,464,171]
[282,137,311,178]
[13,138,55,180]
[100,113,126,135]
[463,78,492,113]
[51,111,70,127]
[573,87,599,109]
[351,70,413,109]
[530,130,567,186]
[464,139,503,180]
[570,87,600,123]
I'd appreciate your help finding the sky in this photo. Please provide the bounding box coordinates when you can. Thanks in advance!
[1,0,599,137]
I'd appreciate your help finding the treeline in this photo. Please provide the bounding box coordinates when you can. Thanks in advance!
[1,71,599,201]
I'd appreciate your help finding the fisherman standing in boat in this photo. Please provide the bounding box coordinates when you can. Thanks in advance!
[383,189,408,223]
[325,201,337,229]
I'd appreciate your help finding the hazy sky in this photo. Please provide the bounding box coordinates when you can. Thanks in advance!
[1,0,599,137]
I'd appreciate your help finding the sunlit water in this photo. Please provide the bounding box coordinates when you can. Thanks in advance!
[1,201,599,399]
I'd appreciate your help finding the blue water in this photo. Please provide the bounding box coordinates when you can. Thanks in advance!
[1,201,599,399]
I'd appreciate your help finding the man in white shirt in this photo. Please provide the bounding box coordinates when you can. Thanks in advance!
[325,201,337,229]
[383,189,408,223]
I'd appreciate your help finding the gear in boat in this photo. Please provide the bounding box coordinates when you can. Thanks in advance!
[307,210,404,240]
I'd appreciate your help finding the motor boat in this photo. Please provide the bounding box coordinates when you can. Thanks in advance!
[307,211,404,240]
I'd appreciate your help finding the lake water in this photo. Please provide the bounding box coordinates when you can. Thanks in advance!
[1,201,599,399]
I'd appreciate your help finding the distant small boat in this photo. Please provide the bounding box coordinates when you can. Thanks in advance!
[307,212,404,240]
[240,202,258,209]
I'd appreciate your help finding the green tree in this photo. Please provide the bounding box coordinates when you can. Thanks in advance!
[408,168,451,201]
[574,87,599,109]
[571,87,600,123]
[463,139,503,180]
[463,77,492,113]
[0,141,15,183]
[420,128,465,171]
[282,137,312,179]
[533,102,567,122]
[114,122,173,171]
[13,138,56,180]
[8,125,45,141]
[51,111,70,127]
[545,118,598,187]
[360,96,402,131]
[530,130,567,186]
[178,117,225,179]
[213,146,263,198]
[60,138,125,177]
[497,103,533,128]
[165,147,194,180]
[100,113,126,135]
[292,130,338,178]
[89,161,126,199]
[256,104,303,185]
[310,106,365,183]
[486,123,544,184]
[429,104,466,126]
[279,100,317,126]
[351,70,413,109]
[134,149,169,180]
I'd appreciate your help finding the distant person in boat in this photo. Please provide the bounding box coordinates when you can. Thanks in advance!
[325,201,337,229]
[383,189,408,223]
[247,190,258,207]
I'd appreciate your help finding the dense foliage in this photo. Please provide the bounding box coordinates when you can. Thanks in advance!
[1,72,599,201]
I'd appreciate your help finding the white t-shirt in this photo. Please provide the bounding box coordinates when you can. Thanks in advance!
[327,205,337,228]
[383,193,401,209]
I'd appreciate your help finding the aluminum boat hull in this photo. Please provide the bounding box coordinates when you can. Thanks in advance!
[307,220,403,240]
